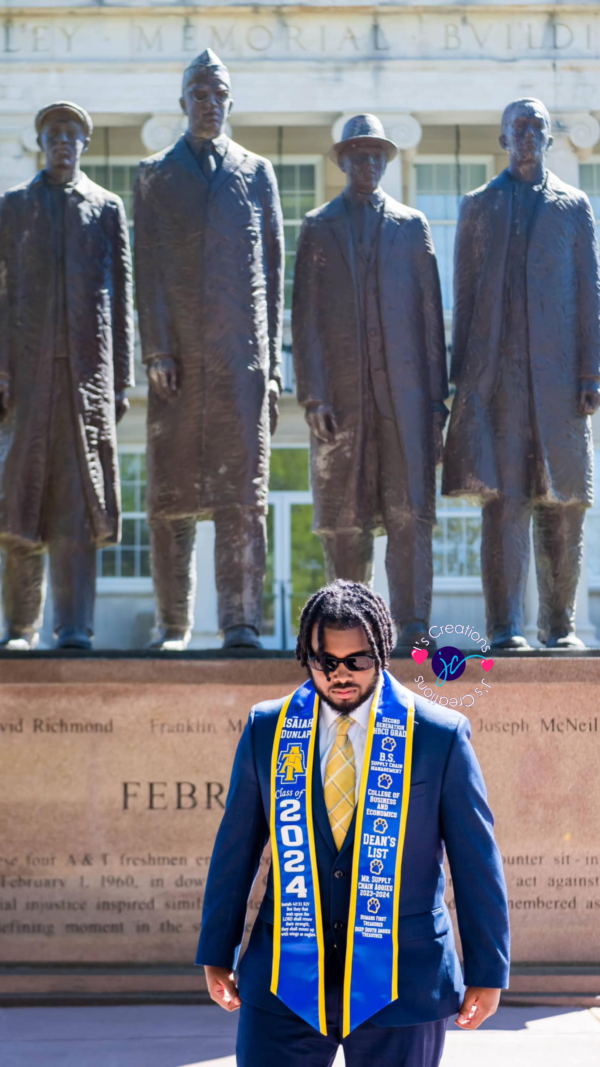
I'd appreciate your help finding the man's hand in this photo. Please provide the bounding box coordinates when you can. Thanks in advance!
[269,380,280,436]
[204,965,241,1012]
[456,986,501,1030]
[115,391,130,424]
[433,409,446,465]
[147,356,178,401]
[305,402,338,445]
[0,378,11,422]
[578,379,600,416]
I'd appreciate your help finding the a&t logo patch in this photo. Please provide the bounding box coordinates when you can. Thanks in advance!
[277,743,306,783]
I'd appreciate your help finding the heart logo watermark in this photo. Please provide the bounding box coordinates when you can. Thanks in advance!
[411,621,493,709]
[411,648,428,665]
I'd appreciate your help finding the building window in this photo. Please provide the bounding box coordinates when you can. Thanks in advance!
[414,161,489,312]
[433,470,482,579]
[263,447,325,648]
[579,162,600,241]
[269,447,310,492]
[98,452,151,579]
[271,160,321,311]
[84,160,138,245]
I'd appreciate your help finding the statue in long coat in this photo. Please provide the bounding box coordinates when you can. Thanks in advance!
[292,115,448,647]
[443,98,600,649]
[0,101,134,650]
[135,50,284,650]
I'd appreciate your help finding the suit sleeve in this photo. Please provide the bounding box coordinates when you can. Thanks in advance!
[575,195,600,381]
[292,217,328,408]
[133,164,177,365]
[441,718,510,989]
[451,194,482,385]
[0,194,14,383]
[415,214,448,404]
[259,160,285,390]
[196,712,269,969]
[110,198,135,392]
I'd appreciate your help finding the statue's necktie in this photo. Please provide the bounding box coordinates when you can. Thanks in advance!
[200,143,217,182]
[324,716,356,850]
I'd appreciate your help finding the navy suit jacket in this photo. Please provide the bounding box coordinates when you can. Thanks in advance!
[196,676,510,1027]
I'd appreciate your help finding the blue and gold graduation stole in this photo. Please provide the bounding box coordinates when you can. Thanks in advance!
[270,669,414,1036]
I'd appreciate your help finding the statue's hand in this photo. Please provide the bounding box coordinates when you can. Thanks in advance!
[268,380,280,436]
[147,356,178,401]
[0,378,11,422]
[433,409,446,465]
[305,402,338,445]
[578,379,600,416]
[115,391,130,424]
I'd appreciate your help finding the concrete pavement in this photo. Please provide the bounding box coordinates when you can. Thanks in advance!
[1,1004,599,1066]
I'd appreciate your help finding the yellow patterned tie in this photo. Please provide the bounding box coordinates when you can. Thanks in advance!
[324,716,356,850]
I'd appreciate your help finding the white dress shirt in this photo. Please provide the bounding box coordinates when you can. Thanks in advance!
[318,695,373,803]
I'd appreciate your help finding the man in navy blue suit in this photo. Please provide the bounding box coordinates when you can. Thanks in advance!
[196,581,510,1065]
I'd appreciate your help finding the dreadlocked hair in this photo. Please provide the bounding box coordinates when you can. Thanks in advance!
[295,580,394,677]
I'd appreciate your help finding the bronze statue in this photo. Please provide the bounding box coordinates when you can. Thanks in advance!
[292,115,448,648]
[135,49,284,650]
[0,101,134,651]
[443,98,600,649]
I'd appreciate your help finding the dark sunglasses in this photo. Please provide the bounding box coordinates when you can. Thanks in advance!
[309,652,375,673]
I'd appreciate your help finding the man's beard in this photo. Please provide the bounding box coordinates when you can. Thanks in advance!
[313,674,379,716]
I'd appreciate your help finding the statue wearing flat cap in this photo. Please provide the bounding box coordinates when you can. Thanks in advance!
[292,115,448,647]
[444,98,600,649]
[134,49,284,649]
[0,101,134,650]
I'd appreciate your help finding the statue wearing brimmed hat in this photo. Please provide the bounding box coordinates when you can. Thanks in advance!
[134,51,285,651]
[292,113,448,648]
[0,101,134,650]
[329,113,398,164]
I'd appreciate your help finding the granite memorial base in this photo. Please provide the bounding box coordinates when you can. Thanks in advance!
[0,654,599,1006]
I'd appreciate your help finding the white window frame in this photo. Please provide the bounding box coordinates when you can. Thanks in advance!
[408,154,495,203]
[266,153,325,324]
[578,156,600,188]
[579,156,600,240]
[97,444,153,595]
[409,155,495,327]
[82,156,139,214]
[83,156,140,177]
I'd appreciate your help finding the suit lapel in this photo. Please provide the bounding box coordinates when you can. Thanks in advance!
[169,135,209,187]
[210,138,248,197]
[338,804,357,861]
[378,196,403,270]
[326,198,354,278]
[528,170,557,246]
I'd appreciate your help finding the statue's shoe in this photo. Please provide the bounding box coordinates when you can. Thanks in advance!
[146,628,191,652]
[56,628,93,650]
[223,626,263,650]
[0,630,39,651]
[545,631,585,650]
[489,633,530,650]
[395,620,436,654]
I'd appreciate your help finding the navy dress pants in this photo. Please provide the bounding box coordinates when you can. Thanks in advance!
[236,955,449,1067]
